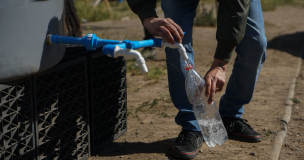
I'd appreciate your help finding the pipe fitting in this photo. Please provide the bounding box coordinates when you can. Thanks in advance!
[114,47,148,73]
[83,34,99,51]
[161,41,188,60]
[46,34,52,45]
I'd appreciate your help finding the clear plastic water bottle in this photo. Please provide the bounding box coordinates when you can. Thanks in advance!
[185,62,228,148]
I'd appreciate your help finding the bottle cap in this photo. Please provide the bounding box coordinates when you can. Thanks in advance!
[185,63,193,70]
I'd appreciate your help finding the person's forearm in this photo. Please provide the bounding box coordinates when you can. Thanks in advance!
[210,59,228,72]
[142,17,157,26]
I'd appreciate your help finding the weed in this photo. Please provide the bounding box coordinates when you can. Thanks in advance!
[74,0,137,22]
[126,61,142,76]
[291,98,301,104]
[146,66,165,80]
[74,0,112,22]
[164,105,168,111]
[85,26,92,33]
[126,58,136,62]
[115,1,131,12]
[128,99,160,117]
[160,112,169,118]
[261,0,277,11]
[260,0,297,11]
[134,114,140,120]
[194,3,216,27]
[159,94,172,103]
[133,86,140,92]
[164,96,172,103]
[93,26,114,39]
[127,108,133,116]
[145,54,156,60]
[150,99,158,108]
[136,101,150,112]
[160,95,165,101]
[277,0,295,5]
[128,100,161,119]
[145,80,159,86]
[141,48,157,59]
[128,95,174,119]
[263,130,273,137]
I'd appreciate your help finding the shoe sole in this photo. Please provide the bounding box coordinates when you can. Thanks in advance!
[171,147,199,159]
[228,133,262,142]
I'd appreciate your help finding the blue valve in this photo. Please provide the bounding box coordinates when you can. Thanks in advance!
[83,34,99,51]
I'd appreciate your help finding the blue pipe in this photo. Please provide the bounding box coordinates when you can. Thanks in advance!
[98,39,123,47]
[51,35,83,45]
[102,38,163,57]
[123,39,162,49]
[49,32,184,54]
[50,34,123,51]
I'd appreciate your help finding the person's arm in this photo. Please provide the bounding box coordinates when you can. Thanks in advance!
[214,0,250,62]
[205,0,250,104]
[127,0,184,44]
[127,0,158,22]
[204,59,228,104]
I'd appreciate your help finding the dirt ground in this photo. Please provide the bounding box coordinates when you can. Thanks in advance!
[84,5,304,160]
[279,59,304,160]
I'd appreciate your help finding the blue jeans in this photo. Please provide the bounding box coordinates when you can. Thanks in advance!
[161,0,267,131]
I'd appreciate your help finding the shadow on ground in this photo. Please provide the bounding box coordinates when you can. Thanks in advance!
[95,138,181,159]
[267,32,304,58]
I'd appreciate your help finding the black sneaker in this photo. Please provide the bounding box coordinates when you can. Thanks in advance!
[222,117,262,142]
[172,130,204,159]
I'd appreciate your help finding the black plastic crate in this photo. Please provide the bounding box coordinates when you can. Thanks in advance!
[33,55,90,160]
[64,47,127,155]
[88,53,127,154]
[0,78,36,160]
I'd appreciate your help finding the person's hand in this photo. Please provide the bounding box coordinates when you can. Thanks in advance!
[204,59,228,105]
[143,17,184,44]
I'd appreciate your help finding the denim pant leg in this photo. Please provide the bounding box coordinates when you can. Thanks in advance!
[161,0,201,131]
[219,0,267,118]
